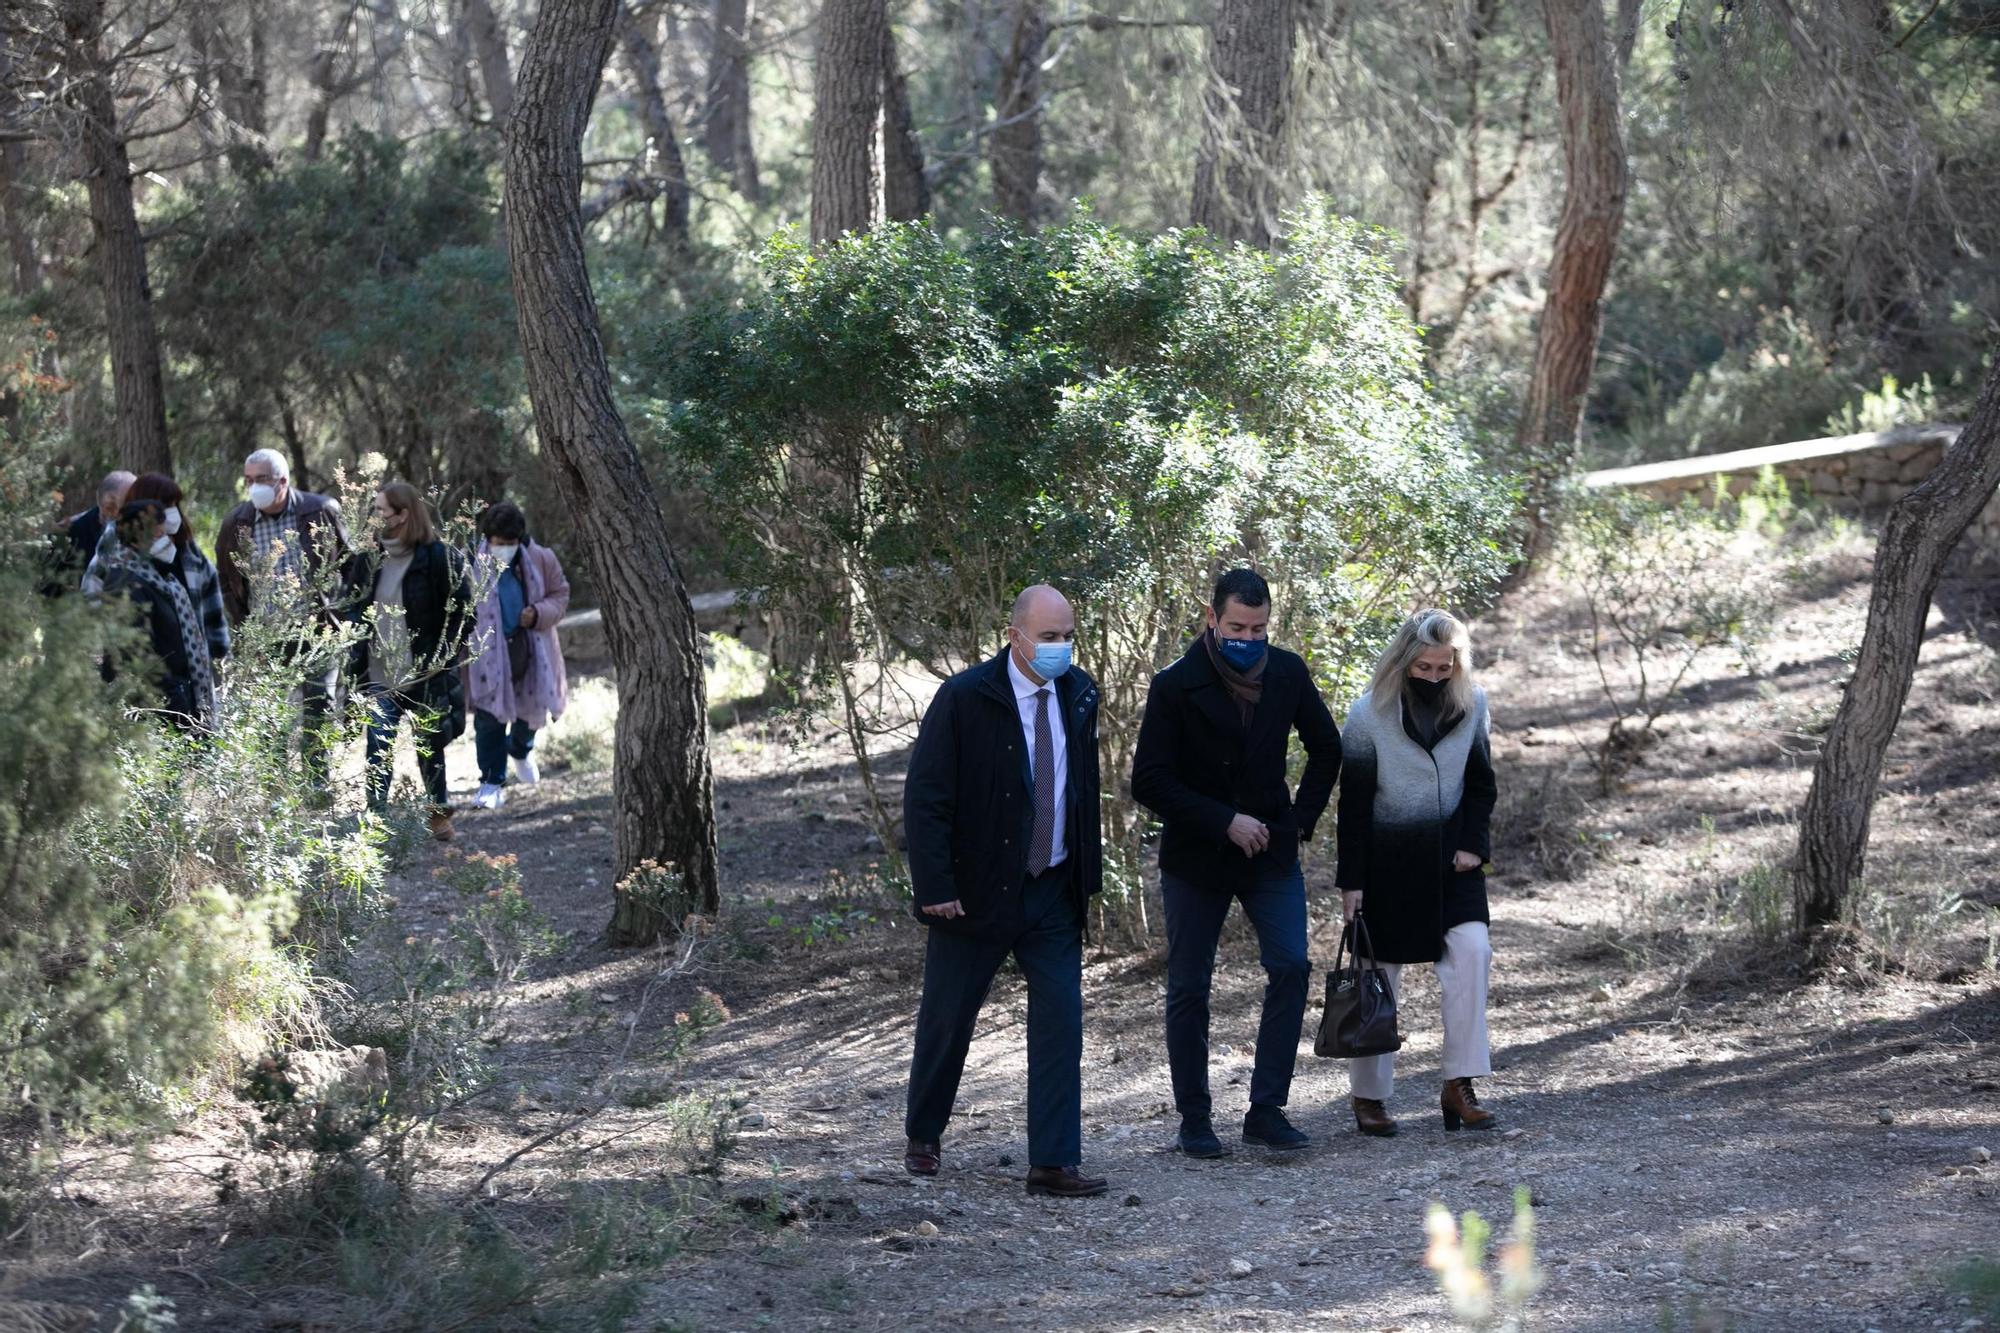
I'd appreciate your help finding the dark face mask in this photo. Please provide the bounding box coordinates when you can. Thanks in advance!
[1407,675,1450,706]
[1216,635,1268,672]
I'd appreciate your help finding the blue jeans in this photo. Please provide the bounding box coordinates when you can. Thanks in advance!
[1161,857,1310,1117]
[905,864,1084,1169]
[365,688,451,813]
[473,708,536,785]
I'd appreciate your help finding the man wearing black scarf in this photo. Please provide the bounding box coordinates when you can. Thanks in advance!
[1131,569,1342,1158]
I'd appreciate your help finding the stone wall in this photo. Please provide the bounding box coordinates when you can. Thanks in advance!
[1582,424,2000,564]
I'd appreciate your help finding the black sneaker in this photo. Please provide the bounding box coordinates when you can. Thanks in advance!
[1177,1116,1229,1159]
[1242,1104,1310,1151]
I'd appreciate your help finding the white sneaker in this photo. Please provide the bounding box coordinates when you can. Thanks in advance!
[513,753,540,786]
[473,783,506,810]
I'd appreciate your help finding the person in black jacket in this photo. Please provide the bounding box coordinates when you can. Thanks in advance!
[45,471,134,593]
[352,481,471,841]
[95,499,217,731]
[1131,568,1341,1158]
[902,584,1109,1198]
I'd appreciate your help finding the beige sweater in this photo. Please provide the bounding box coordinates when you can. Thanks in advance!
[368,541,415,689]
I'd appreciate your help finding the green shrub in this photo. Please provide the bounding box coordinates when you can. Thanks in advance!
[540,675,619,774]
[0,328,405,1219]
[645,202,1513,939]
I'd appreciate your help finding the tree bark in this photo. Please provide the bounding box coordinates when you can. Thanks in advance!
[464,0,518,122]
[506,0,719,940]
[1615,0,1642,69]
[881,23,929,222]
[1793,365,2000,931]
[60,0,171,477]
[1189,0,1299,249]
[617,4,691,247]
[1513,0,1628,563]
[809,0,887,244]
[988,0,1045,225]
[704,0,761,201]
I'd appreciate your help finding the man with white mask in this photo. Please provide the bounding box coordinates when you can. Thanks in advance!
[215,449,352,791]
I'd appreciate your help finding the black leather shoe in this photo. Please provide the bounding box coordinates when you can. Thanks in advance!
[1177,1116,1230,1159]
[1025,1166,1109,1198]
[1242,1104,1310,1151]
[904,1138,940,1176]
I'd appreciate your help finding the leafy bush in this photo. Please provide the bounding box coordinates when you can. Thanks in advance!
[1604,309,1861,464]
[644,202,1513,938]
[150,133,525,506]
[0,330,424,1228]
[0,336,345,1203]
[1823,372,1947,436]
[539,675,619,774]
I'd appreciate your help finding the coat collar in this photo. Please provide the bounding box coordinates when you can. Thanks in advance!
[1173,634,1249,738]
[1172,633,1292,746]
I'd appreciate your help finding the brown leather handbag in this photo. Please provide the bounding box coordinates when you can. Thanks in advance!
[1314,915,1403,1059]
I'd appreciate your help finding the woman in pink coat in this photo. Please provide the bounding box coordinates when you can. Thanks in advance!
[466,502,570,810]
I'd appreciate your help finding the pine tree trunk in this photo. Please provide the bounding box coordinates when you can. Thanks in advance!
[881,24,928,222]
[809,0,887,244]
[506,0,720,942]
[705,0,761,201]
[617,5,691,247]
[1513,0,1628,563]
[464,0,518,122]
[1793,361,2000,931]
[1189,0,1299,249]
[989,0,1044,225]
[60,0,171,477]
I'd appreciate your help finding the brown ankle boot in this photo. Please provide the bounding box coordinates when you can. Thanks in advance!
[1352,1097,1398,1137]
[1441,1078,1495,1131]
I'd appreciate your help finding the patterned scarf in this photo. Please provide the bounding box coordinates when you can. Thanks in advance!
[103,542,218,729]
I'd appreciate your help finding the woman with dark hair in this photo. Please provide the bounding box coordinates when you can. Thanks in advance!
[353,480,471,841]
[96,499,218,730]
[465,501,570,811]
[1335,608,1500,1137]
[87,472,229,663]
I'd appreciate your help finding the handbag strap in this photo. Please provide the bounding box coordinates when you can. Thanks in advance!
[1347,913,1381,969]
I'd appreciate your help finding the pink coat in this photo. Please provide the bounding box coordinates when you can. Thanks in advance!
[465,539,570,730]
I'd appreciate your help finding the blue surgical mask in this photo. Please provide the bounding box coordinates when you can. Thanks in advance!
[1216,635,1267,672]
[1026,641,1072,681]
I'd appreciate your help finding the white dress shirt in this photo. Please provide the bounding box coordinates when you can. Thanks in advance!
[1007,651,1068,868]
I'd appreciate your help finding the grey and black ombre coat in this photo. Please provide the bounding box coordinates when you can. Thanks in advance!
[1334,686,1498,964]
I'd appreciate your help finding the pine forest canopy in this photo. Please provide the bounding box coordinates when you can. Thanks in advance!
[0,0,1992,517]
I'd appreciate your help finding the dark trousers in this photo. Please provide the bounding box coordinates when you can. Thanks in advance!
[1161,857,1309,1117]
[365,687,450,813]
[905,864,1083,1169]
[473,708,536,785]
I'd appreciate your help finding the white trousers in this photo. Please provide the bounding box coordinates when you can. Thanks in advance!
[1347,920,1492,1102]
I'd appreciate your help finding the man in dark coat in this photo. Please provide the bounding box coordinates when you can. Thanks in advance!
[902,584,1108,1198]
[51,471,134,588]
[213,449,351,794]
[1131,568,1341,1158]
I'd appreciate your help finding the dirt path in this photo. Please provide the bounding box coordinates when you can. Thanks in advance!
[14,541,2000,1332]
[415,696,1999,1332]
[394,542,2000,1333]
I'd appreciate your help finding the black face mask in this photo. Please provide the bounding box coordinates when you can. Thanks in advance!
[1407,676,1450,706]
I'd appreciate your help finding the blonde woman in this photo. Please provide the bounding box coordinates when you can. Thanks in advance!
[1334,609,1498,1137]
